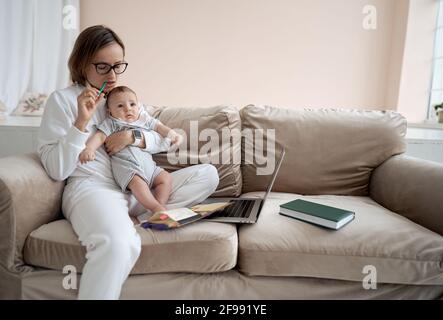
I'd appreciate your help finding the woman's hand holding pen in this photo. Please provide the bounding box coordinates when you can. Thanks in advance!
[75,82,105,132]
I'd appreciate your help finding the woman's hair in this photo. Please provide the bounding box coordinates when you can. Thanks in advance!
[68,25,125,85]
[106,86,137,108]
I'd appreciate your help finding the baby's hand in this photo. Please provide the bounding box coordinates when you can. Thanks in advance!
[79,147,96,164]
[167,130,183,148]
[171,134,183,146]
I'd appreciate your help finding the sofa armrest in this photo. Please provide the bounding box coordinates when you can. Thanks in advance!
[0,153,64,273]
[369,154,443,235]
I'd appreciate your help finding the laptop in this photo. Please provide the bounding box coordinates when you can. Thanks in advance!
[202,147,286,223]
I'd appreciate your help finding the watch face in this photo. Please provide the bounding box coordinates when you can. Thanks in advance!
[134,130,142,139]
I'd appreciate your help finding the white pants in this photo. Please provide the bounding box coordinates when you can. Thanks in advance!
[62,164,219,300]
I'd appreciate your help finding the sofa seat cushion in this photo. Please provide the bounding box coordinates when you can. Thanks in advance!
[24,219,238,274]
[238,192,443,285]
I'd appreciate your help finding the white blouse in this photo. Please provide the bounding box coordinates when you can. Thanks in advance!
[38,84,167,181]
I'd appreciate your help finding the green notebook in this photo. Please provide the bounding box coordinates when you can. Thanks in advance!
[279,199,355,230]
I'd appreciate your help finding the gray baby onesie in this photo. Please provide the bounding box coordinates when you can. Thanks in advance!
[97,114,169,192]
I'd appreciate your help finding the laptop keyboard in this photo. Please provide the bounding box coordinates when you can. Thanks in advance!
[208,200,256,219]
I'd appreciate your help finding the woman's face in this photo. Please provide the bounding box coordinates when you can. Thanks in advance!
[84,42,125,93]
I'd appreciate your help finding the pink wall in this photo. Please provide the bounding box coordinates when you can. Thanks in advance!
[385,0,409,110]
[79,0,433,121]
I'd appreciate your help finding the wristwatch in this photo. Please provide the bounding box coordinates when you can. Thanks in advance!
[131,129,143,147]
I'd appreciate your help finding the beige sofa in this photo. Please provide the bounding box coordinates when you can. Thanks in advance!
[1,104,442,299]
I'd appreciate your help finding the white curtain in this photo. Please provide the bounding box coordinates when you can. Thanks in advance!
[0,0,79,115]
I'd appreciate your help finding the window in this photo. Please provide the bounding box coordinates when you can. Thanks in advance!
[428,0,443,119]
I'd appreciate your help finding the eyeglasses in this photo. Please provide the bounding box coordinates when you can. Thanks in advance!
[92,62,128,75]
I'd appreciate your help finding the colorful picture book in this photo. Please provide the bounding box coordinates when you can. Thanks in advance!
[137,202,232,230]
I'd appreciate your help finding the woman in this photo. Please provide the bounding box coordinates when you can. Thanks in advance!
[37,25,219,300]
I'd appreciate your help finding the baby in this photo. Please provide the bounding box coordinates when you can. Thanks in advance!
[79,85,182,214]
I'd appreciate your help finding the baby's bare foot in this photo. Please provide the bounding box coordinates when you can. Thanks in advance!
[153,205,166,213]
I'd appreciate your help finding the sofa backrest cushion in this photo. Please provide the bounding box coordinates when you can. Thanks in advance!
[240,105,406,196]
[147,105,242,197]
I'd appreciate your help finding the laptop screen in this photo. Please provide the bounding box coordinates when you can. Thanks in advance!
[261,147,286,203]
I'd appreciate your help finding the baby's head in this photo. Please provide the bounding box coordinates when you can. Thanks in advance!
[106,86,140,122]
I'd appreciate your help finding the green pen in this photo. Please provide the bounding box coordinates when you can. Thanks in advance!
[96,81,107,98]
